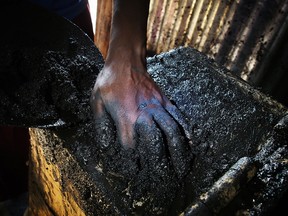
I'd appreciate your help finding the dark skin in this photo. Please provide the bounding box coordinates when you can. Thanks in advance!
[91,0,192,177]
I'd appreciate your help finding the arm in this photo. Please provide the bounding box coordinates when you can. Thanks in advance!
[106,0,149,64]
[91,0,192,178]
[92,0,152,147]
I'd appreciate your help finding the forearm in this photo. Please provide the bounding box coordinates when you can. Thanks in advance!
[106,0,150,64]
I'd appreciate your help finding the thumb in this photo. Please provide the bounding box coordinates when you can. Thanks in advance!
[91,92,116,149]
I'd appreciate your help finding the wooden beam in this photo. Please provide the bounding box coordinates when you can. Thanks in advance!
[94,0,112,59]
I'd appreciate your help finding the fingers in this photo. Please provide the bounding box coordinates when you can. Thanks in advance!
[116,120,136,149]
[135,113,169,176]
[91,89,193,179]
[136,102,192,179]
[150,107,192,179]
[135,113,164,160]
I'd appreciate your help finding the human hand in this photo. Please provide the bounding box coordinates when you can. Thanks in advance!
[90,58,192,178]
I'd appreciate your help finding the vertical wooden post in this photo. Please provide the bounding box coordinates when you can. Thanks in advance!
[94,0,112,59]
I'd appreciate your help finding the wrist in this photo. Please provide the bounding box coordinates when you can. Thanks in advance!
[105,44,147,69]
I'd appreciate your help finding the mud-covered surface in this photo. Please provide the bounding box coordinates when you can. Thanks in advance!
[1,3,288,216]
[0,2,103,127]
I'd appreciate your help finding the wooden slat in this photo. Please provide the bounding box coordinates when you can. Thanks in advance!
[94,0,112,59]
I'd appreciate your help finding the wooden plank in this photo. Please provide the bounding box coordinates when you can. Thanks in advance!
[94,0,112,59]
[28,128,86,216]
